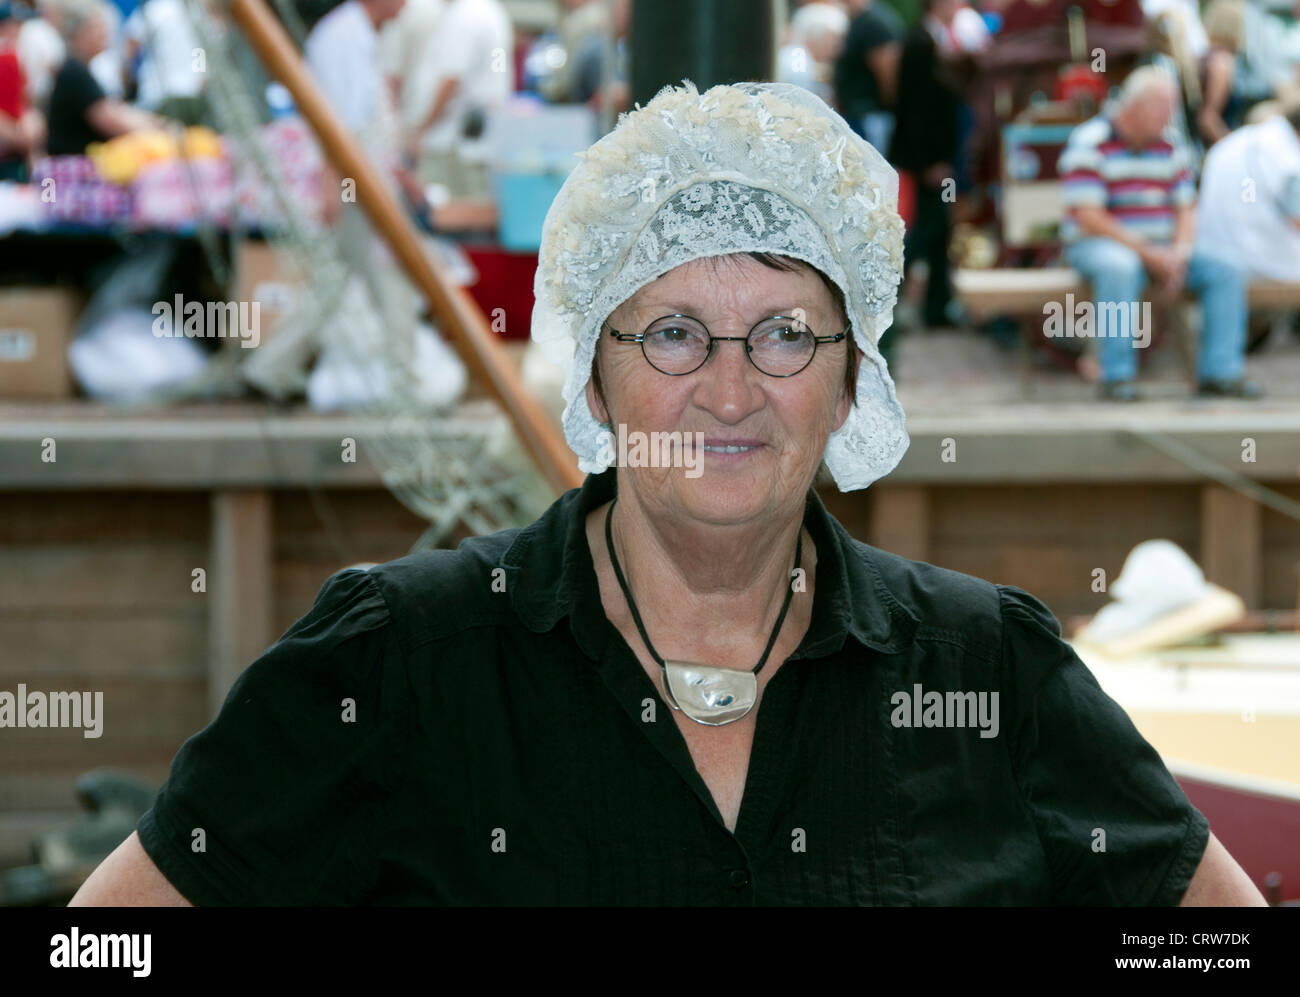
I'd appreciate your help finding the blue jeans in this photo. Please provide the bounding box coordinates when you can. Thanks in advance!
[860,112,894,156]
[1064,237,1247,383]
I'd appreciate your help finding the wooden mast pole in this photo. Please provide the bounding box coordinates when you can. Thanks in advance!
[228,0,583,494]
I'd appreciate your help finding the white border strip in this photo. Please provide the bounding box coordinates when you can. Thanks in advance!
[1166,758,1300,803]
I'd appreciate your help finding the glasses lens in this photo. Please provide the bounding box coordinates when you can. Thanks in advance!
[642,316,711,374]
[747,317,816,376]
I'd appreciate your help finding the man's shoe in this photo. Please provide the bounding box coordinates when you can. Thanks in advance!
[1197,378,1263,399]
[1099,380,1140,402]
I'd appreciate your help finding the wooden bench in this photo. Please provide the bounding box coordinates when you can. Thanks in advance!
[954,268,1300,319]
[953,268,1300,394]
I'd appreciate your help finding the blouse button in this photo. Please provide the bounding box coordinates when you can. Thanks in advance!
[728,868,750,889]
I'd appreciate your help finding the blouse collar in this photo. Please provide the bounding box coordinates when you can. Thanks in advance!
[500,467,917,661]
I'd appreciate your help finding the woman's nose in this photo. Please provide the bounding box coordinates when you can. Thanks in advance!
[692,339,764,418]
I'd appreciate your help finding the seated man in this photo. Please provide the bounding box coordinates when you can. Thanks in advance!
[1059,66,1260,401]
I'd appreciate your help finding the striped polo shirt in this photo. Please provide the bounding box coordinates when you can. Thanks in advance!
[1059,114,1196,244]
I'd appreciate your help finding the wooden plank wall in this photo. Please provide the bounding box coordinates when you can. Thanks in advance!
[1261,484,1300,618]
[0,492,209,867]
[271,491,431,639]
[0,488,426,870]
[826,481,1297,622]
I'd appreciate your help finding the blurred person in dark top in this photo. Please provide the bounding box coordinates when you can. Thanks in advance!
[541,0,607,104]
[1136,9,1203,171]
[46,0,161,155]
[1196,0,1246,147]
[833,0,903,153]
[889,0,963,332]
[570,0,629,113]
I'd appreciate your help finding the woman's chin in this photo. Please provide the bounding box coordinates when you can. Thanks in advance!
[621,452,813,523]
[669,469,783,524]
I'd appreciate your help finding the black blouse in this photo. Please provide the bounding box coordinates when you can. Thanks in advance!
[137,467,1209,905]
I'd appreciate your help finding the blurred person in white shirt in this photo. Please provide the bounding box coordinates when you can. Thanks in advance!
[304,0,449,402]
[123,0,204,114]
[379,0,444,132]
[17,0,64,108]
[778,2,849,104]
[1195,91,1300,283]
[407,0,513,200]
[305,0,404,146]
[305,0,430,222]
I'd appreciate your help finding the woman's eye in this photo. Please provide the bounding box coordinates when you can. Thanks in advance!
[650,325,701,344]
[760,325,806,344]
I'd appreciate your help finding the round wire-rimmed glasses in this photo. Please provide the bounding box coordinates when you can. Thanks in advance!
[603,313,850,377]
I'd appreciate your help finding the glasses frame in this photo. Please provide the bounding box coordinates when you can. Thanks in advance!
[604,313,850,378]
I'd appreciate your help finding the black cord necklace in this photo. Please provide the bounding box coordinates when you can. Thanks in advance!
[604,498,803,726]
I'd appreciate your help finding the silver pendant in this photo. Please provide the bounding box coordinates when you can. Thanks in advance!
[661,660,757,726]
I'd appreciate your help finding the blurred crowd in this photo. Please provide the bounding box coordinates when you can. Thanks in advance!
[778,0,1300,398]
[2,0,1300,401]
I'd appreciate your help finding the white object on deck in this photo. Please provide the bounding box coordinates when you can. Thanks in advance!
[1075,539,1246,657]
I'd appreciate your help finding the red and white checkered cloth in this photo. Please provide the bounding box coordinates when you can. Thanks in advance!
[33,119,328,231]
[31,156,134,226]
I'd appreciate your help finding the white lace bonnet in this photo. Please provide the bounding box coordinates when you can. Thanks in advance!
[530,79,910,491]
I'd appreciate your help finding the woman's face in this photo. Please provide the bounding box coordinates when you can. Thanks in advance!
[586,254,855,528]
[74,13,108,59]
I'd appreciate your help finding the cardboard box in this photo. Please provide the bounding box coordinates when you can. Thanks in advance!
[231,240,306,350]
[0,287,80,400]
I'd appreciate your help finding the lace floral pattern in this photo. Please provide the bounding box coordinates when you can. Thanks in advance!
[532,80,910,491]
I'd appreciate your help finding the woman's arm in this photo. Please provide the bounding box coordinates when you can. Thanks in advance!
[0,107,42,154]
[84,97,165,141]
[68,831,194,907]
[1197,49,1235,146]
[1179,832,1267,906]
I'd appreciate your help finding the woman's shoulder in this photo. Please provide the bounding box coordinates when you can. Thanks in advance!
[360,526,529,646]
[847,539,999,619]
[843,538,1065,658]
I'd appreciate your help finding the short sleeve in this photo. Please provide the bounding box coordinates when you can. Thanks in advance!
[997,584,1210,906]
[1059,140,1108,208]
[68,60,106,109]
[136,568,409,906]
[1169,145,1196,208]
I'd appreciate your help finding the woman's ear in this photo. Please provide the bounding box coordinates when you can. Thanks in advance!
[585,376,609,424]
[585,345,611,424]
[832,346,862,433]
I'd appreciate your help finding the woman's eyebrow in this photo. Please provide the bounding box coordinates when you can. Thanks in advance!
[633,303,817,320]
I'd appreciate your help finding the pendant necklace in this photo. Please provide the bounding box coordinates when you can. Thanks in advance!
[604,498,803,726]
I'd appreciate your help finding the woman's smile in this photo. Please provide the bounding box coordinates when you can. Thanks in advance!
[701,439,766,460]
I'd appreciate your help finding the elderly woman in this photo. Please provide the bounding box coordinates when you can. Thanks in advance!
[72,81,1263,906]
[46,0,164,155]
